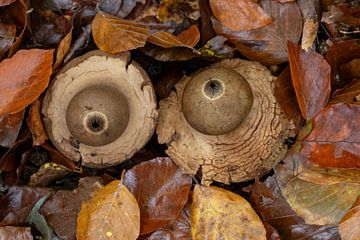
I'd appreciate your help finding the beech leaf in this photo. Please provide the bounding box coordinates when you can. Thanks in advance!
[0,49,54,115]
[190,185,266,240]
[0,226,32,240]
[210,0,272,31]
[27,100,48,146]
[0,110,24,148]
[123,157,192,235]
[77,180,140,240]
[301,103,360,168]
[275,155,360,226]
[339,196,360,240]
[212,0,302,65]
[288,41,331,119]
[92,11,149,54]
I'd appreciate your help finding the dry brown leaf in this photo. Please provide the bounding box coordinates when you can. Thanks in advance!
[191,185,266,240]
[148,25,200,49]
[0,110,24,148]
[77,180,140,240]
[275,154,360,226]
[0,23,16,60]
[29,162,70,187]
[212,0,302,65]
[0,49,53,115]
[53,28,73,70]
[0,226,32,240]
[339,196,360,240]
[0,0,16,6]
[92,11,149,54]
[301,19,318,50]
[27,100,48,146]
[210,0,272,31]
[288,41,331,119]
[331,79,360,104]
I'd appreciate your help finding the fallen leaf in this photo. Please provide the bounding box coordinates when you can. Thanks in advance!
[275,154,360,226]
[27,195,60,240]
[29,162,70,187]
[53,28,73,70]
[325,39,360,88]
[63,23,92,64]
[191,185,266,240]
[200,35,236,58]
[0,23,16,59]
[274,67,303,132]
[0,134,31,172]
[0,226,32,240]
[77,180,140,240]
[0,110,24,148]
[331,79,360,104]
[212,0,302,65]
[288,41,331,119]
[0,49,54,115]
[339,58,360,83]
[144,202,191,240]
[210,0,272,31]
[148,25,200,48]
[301,103,360,168]
[99,0,143,18]
[27,100,48,146]
[40,177,105,240]
[198,0,216,44]
[249,176,340,239]
[41,143,78,171]
[92,11,149,54]
[0,0,16,6]
[339,196,360,240]
[156,0,200,26]
[0,186,53,226]
[123,157,192,234]
[142,45,199,61]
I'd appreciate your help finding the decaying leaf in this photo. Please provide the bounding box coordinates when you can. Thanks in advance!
[40,177,105,240]
[288,41,331,119]
[301,103,360,168]
[53,28,73,70]
[27,100,48,146]
[0,49,54,115]
[156,0,200,25]
[331,79,360,104]
[0,110,24,148]
[191,185,266,240]
[212,0,302,65]
[92,11,149,54]
[0,226,33,240]
[77,180,140,240]
[249,176,340,239]
[0,23,16,60]
[29,162,70,187]
[275,154,360,226]
[123,157,192,234]
[339,196,360,240]
[298,0,320,50]
[210,0,272,31]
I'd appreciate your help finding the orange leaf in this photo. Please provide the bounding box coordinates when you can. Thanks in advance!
[27,100,48,146]
[340,196,360,240]
[148,25,200,49]
[0,49,53,115]
[302,103,360,168]
[210,0,272,31]
[53,28,72,70]
[288,41,330,119]
[92,12,149,54]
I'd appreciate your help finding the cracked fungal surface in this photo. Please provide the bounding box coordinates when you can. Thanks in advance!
[42,51,157,167]
[157,59,294,185]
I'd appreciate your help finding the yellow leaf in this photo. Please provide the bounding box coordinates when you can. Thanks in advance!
[77,180,140,240]
[190,185,266,240]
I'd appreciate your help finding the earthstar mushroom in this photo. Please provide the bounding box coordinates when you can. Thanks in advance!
[157,59,294,185]
[42,51,157,167]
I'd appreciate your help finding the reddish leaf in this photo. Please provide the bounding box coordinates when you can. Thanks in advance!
[274,67,303,132]
[144,202,191,240]
[302,103,360,168]
[198,0,216,44]
[53,28,73,70]
[0,23,16,59]
[325,39,360,88]
[212,0,302,65]
[0,110,24,148]
[148,25,200,48]
[210,0,272,31]
[0,49,54,115]
[0,186,53,226]
[249,176,340,239]
[331,79,360,105]
[123,157,192,235]
[27,100,48,146]
[92,11,149,54]
[0,0,16,6]
[40,177,106,240]
[339,196,360,240]
[288,41,331,119]
[0,226,32,240]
